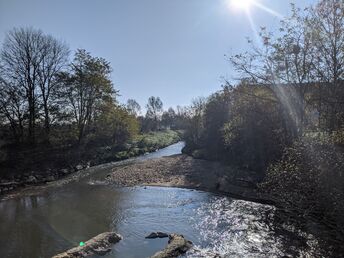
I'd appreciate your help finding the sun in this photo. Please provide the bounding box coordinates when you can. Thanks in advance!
[229,0,256,11]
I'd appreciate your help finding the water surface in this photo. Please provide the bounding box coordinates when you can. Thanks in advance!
[0,142,324,257]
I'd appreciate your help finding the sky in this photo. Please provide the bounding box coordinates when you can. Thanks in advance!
[0,0,316,110]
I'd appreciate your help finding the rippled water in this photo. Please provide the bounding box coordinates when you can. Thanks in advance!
[0,142,324,258]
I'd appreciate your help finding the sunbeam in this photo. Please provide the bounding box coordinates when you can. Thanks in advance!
[252,1,283,18]
[245,9,261,44]
[228,0,282,18]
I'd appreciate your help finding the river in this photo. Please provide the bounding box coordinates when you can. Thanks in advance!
[0,142,325,257]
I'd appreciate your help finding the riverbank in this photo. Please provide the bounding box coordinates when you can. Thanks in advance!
[106,153,273,204]
[0,130,181,196]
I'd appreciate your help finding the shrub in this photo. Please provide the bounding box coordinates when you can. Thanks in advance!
[260,137,344,232]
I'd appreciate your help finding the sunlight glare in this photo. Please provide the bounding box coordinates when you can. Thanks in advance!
[230,0,255,11]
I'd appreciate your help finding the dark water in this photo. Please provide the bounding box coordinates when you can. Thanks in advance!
[0,142,324,258]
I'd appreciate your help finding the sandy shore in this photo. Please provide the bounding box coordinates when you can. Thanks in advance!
[107,154,274,204]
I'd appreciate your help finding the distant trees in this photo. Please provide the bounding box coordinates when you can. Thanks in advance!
[137,97,189,132]
[144,96,163,131]
[161,108,176,129]
[126,99,141,116]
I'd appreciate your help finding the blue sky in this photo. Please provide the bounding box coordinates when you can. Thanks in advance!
[0,0,316,110]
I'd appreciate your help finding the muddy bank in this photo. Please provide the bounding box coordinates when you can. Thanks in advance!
[107,154,273,204]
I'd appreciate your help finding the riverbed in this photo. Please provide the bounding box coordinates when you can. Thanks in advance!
[0,142,325,257]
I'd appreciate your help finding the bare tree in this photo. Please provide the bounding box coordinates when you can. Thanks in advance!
[36,34,69,140]
[0,27,69,143]
[0,76,26,143]
[310,0,344,131]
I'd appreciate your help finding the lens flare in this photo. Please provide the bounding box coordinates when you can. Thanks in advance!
[230,0,255,11]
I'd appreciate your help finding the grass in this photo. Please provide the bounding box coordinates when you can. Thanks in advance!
[135,130,180,149]
[113,130,181,160]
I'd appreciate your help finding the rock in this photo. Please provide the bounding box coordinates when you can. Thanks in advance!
[150,234,192,258]
[216,176,228,191]
[145,232,169,239]
[26,175,37,184]
[52,232,122,258]
[61,168,69,174]
[46,175,55,182]
[76,164,83,171]
[92,247,112,255]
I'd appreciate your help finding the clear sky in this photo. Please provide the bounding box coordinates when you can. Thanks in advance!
[0,0,316,110]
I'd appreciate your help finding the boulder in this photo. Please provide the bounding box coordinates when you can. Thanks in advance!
[150,234,192,258]
[61,168,69,175]
[75,164,83,171]
[52,232,122,258]
[46,175,55,182]
[26,175,37,184]
[145,232,169,239]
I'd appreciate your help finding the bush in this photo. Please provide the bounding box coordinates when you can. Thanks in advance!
[260,137,344,232]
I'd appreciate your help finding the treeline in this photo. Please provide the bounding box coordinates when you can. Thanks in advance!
[0,28,188,150]
[0,28,137,147]
[183,0,344,235]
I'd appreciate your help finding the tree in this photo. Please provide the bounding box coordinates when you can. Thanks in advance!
[36,34,69,140]
[96,101,139,145]
[0,76,26,143]
[126,99,141,116]
[145,96,163,130]
[0,27,69,143]
[60,49,116,142]
[161,107,176,129]
[229,0,344,134]
[309,0,344,131]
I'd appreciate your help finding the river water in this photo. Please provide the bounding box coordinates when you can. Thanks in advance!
[0,142,325,258]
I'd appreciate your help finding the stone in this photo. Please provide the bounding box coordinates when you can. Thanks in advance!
[76,164,83,171]
[146,232,169,239]
[52,232,122,258]
[150,234,192,258]
[26,175,37,184]
[61,168,69,174]
[46,175,55,182]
